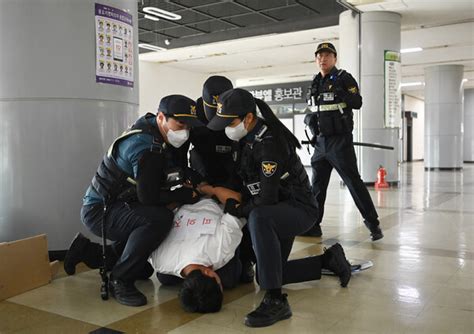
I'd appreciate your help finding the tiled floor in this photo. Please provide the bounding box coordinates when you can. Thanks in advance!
[1,162,473,333]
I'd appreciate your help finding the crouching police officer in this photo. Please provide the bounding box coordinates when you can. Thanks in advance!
[208,89,352,327]
[190,75,238,188]
[64,95,202,307]
[302,42,383,241]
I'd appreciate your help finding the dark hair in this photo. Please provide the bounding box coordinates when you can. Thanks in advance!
[178,269,223,313]
[254,98,301,150]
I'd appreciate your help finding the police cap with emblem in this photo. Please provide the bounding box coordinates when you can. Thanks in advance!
[202,76,234,120]
[207,88,256,131]
[158,95,204,127]
[315,42,337,56]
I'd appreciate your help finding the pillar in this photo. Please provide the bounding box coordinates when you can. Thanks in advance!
[464,88,474,162]
[0,0,139,250]
[424,65,464,170]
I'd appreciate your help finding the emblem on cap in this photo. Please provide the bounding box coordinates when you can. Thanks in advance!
[212,95,219,105]
[190,105,197,115]
[217,102,223,114]
[262,161,278,177]
[321,43,329,49]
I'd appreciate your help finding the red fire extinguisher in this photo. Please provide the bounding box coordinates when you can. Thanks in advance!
[375,165,389,189]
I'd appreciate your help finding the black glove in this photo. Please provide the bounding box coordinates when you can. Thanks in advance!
[185,168,204,187]
[177,187,201,205]
[224,198,242,217]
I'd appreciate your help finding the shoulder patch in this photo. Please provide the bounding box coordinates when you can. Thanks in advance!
[261,161,278,177]
[348,86,358,94]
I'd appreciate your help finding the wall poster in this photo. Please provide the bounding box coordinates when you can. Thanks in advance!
[95,3,134,87]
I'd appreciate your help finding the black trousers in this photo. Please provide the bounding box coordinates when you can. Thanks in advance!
[81,201,174,283]
[311,133,378,225]
[157,248,242,289]
[247,202,323,290]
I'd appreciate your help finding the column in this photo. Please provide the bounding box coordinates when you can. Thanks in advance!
[0,0,139,250]
[464,88,474,162]
[424,65,464,170]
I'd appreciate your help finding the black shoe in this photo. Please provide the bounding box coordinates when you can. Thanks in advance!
[109,279,147,307]
[240,261,255,283]
[301,224,322,237]
[364,220,384,241]
[244,293,292,328]
[324,243,351,287]
[64,233,90,275]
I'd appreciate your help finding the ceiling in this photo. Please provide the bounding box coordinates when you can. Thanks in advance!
[139,0,474,99]
[137,0,345,50]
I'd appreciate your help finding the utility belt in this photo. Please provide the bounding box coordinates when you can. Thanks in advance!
[305,108,354,141]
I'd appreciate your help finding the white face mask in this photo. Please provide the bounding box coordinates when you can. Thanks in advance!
[167,128,189,148]
[225,120,248,141]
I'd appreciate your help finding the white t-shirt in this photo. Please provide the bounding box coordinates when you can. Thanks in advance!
[148,198,245,278]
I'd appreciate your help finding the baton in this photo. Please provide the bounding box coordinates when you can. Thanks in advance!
[301,140,394,150]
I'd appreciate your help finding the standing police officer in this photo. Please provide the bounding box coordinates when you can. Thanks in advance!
[302,42,383,241]
[64,95,202,307]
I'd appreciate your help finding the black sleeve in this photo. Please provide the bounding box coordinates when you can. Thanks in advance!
[338,72,362,110]
[136,151,197,205]
[240,138,283,217]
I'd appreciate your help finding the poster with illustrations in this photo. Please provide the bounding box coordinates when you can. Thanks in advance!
[95,3,133,87]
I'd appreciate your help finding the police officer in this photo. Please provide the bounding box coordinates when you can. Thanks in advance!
[190,75,238,188]
[303,42,383,241]
[64,95,202,307]
[208,88,352,327]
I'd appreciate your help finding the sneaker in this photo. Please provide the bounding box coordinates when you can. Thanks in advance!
[240,261,255,283]
[64,233,89,275]
[363,220,384,241]
[324,243,351,287]
[109,279,147,307]
[301,224,322,237]
[244,293,292,327]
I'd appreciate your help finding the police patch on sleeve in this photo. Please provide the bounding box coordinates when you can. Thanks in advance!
[348,86,358,94]
[261,161,278,177]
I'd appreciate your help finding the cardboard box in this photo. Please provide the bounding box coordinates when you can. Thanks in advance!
[0,234,52,301]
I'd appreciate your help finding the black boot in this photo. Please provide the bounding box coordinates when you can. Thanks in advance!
[244,292,292,327]
[323,243,351,287]
[109,278,147,307]
[240,261,255,283]
[364,220,384,241]
[301,224,322,237]
[64,233,91,275]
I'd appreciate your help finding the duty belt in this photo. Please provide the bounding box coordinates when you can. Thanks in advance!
[310,102,347,112]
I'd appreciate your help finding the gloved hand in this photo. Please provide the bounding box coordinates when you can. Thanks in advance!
[180,187,201,205]
[185,168,204,187]
[224,198,242,217]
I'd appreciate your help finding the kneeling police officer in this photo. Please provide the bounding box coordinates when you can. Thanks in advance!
[208,89,352,327]
[64,95,202,307]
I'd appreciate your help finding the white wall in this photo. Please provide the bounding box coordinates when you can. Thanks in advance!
[404,94,425,161]
[139,61,211,114]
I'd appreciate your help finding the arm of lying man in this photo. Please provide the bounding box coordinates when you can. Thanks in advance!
[197,183,242,205]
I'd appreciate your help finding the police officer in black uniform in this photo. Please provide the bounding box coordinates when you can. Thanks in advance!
[190,75,238,188]
[302,42,384,241]
[208,88,352,328]
[64,95,202,307]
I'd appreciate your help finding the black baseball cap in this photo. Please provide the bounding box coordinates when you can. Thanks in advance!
[158,95,204,127]
[207,88,256,131]
[202,76,234,120]
[315,42,337,56]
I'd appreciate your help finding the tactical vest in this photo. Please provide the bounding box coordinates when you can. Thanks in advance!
[238,126,317,210]
[306,69,353,137]
[90,113,165,204]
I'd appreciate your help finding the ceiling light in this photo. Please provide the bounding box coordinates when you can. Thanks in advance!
[401,47,423,54]
[138,43,167,52]
[401,82,424,87]
[164,39,171,46]
[143,7,182,20]
[462,79,468,83]
[144,14,160,21]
